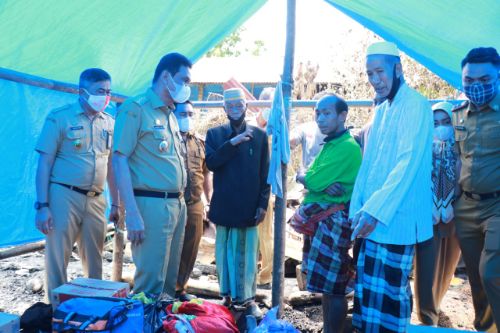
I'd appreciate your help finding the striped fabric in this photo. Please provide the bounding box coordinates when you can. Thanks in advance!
[306,209,354,295]
[353,239,415,333]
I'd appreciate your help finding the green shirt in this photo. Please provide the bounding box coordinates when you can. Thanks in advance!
[303,131,362,204]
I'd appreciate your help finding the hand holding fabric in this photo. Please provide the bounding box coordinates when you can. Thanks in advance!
[351,211,378,240]
[323,182,345,197]
[230,128,253,146]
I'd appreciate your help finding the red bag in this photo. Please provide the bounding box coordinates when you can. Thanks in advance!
[163,300,238,333]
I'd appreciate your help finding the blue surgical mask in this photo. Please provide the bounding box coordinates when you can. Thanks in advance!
[463,82,497,106]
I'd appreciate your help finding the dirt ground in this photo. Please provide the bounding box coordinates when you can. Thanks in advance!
[0,246,476,332]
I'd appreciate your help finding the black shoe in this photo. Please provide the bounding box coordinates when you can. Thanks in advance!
[245,301,263,320]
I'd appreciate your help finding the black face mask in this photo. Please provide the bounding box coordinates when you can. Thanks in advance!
[387,65,401,101]
[228,112,246,130]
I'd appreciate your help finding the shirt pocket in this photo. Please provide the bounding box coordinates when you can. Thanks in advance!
[188,149,202,170]
[63,125,87,153]
[454,126,468,142]
[95,128,113,153]
[152,125,168,140]
[454,125,468,153]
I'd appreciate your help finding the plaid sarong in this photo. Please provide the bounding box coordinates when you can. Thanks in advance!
[353,239,415,333]
[306,208,353,295]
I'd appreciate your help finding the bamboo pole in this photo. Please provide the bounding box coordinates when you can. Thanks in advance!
[0,67,127,102]
[111,209,126,282]
[0,66,458,109]
[272,0,295,318]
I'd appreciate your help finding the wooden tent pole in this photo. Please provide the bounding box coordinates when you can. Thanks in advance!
[111,210,126,282]
[272,0,295,318]
[0,67,127,103]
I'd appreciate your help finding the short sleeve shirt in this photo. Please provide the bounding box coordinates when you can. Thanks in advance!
[35,102,114,192]
[113,88,186,192]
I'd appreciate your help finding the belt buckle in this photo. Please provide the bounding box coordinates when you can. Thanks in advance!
[87,191,96,197]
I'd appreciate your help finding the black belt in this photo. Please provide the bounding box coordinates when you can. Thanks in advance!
[133,189,182,199]
[464,191,500,201]
[54,183,101,197]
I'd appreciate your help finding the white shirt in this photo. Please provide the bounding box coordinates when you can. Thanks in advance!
[290,121,326,172]
[350,83,433,245]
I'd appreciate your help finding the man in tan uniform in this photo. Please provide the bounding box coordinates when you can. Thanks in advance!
[452,47,500,332]
[173,101,212,301]
[35,68,120,304]
[113,52,191,296]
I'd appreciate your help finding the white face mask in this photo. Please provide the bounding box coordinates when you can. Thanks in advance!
[176,116,194,133]
[167,75,191,103]
[84,89,110,112]
[434,125,454,142]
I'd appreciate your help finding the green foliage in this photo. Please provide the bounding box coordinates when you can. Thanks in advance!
[206,28,266,57]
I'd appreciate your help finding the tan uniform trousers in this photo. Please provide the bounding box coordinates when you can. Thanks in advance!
[132,195,186,296]
[257,197,274,285]
[176,200,204,292]
[414,223,461,325]
[45,183,107,304]
[454,194,500,332]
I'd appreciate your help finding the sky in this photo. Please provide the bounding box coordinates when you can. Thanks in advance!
[202,0,382,82]
[229,0,380,81]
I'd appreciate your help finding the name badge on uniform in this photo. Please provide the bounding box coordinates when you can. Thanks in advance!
[454,125,466,131]
[70,126,84,131]
[153,125,165,130]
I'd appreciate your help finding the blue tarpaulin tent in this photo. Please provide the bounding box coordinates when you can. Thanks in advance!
[0,0,499,247]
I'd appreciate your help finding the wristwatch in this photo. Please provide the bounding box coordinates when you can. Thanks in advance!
[34,202,49,210]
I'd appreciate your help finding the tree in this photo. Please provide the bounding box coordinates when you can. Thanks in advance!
[206,28,266,57]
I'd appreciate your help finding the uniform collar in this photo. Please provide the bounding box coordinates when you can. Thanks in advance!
[75,101,105,119]
[146,88,174,112]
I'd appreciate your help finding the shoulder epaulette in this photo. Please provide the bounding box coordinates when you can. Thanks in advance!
[102,110,114,117]
[49,104,72,115]
[452,100,468,112]
[132,94,149,106]
[194,132,206,142]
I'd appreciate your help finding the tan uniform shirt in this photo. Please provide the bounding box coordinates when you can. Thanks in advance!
[452,93,500,194]
[182,132,208,204]
[113,88,186,192]
[35,102,114,192]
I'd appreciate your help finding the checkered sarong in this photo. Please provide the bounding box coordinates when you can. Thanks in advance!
[306,208,354,295]
[353,239,415,333]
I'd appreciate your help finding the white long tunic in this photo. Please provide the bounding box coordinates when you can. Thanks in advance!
[349,83,433,245]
